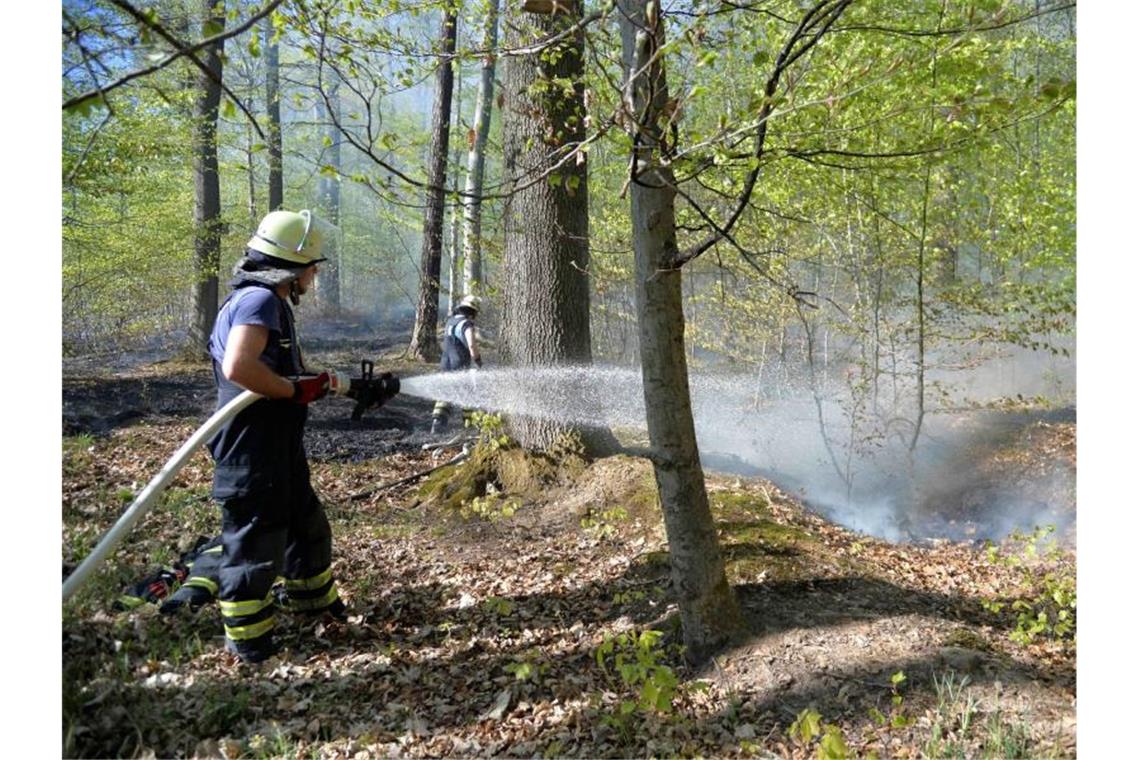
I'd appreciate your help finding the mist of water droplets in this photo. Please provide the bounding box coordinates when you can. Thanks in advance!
[398,364,1073,544]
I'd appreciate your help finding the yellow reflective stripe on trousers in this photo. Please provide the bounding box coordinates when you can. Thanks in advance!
[287,584,340,611]
[219,594,273,618]
[284,567,332,591]
[224,616,275,641]
[203,545,223,554]
[184,576,219,594]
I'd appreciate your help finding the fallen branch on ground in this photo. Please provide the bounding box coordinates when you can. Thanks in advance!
[349,449,470,501]
[422,434,478,452]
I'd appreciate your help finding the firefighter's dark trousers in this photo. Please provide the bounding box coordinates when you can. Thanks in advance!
[210,400,342,657]
[432,399,453,429]
[217,465,340,653]
[432,343,473,432]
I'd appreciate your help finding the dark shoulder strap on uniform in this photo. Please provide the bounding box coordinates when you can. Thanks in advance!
[275,296,304,374]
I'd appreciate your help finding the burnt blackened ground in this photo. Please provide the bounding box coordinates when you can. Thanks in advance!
[62,320,438,461]
[304,393,439,461]
[63,370,218,436]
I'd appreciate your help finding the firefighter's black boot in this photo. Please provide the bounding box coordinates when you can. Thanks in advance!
[224,634,280,664]
[431,399,451,435]
[160,538,224,614]
[299,597,348,623]
[219,592,279,664]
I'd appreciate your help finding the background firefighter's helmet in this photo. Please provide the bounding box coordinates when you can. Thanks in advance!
[247,209,329,265]
[458,294,482,313]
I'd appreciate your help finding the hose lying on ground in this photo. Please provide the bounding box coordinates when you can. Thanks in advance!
[62,390,261,603]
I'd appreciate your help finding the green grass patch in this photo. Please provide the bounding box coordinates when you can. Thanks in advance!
[709,489,771,518]
[718,517,811,547]
[63,432,97,457]
[715,514,818,583]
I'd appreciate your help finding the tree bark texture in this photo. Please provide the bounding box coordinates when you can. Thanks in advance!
[447,58,464,317]
[246,120,257,229]
[189,0,225,353]
[264,16,283,211]
[408,9,458,362]
[462,0,500,296]
[619,0,742,662]
[500,0,616,455]
[316,83,342,314]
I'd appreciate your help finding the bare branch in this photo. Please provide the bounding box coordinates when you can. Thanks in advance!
[63,0,284,131]
[675,0,854,267]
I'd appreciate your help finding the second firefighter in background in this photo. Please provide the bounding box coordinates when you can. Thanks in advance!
[431,294,482,434]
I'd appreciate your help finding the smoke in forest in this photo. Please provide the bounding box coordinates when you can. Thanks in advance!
[400,343,1075,545]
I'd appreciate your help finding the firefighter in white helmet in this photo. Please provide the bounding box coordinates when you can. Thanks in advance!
[205,209,345,663]
[431,294,483,435]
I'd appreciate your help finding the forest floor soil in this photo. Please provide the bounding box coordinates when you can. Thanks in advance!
[62,334,1076,759]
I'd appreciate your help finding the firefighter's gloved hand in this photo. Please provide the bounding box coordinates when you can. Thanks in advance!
[292,372,332,404]
[473,357,483,368]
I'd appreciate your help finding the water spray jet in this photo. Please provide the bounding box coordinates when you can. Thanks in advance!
[399,361,1074,546]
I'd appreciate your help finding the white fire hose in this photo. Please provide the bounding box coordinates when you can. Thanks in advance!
[62,389,261,602]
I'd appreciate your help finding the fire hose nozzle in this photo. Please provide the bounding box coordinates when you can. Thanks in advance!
[343,360,400,420]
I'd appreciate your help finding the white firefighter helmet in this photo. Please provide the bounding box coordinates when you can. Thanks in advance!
[458,294,482,313]
[247,209,329,265]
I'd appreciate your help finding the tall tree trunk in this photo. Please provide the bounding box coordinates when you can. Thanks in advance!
[246,119,257,229]
[447,59,464,316]
[462,0,500,296]
[264,15,282,211]
[408,9,458,362]
[188,0,225,353]
[316,82,342,314]
[501,0,617,455]
[619,0,742,662]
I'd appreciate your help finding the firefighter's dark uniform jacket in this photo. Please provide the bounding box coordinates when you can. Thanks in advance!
[441,312,475,371]
[206,276,341,657]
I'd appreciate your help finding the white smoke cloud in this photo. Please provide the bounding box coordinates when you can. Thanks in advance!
[399,345,1075,545]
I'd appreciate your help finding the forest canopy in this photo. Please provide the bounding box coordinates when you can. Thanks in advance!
[62,0,1074,369]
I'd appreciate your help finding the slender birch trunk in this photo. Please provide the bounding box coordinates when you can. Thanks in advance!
[462,0,500,296]
[188,0,225,353]
[263,15,282,211]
